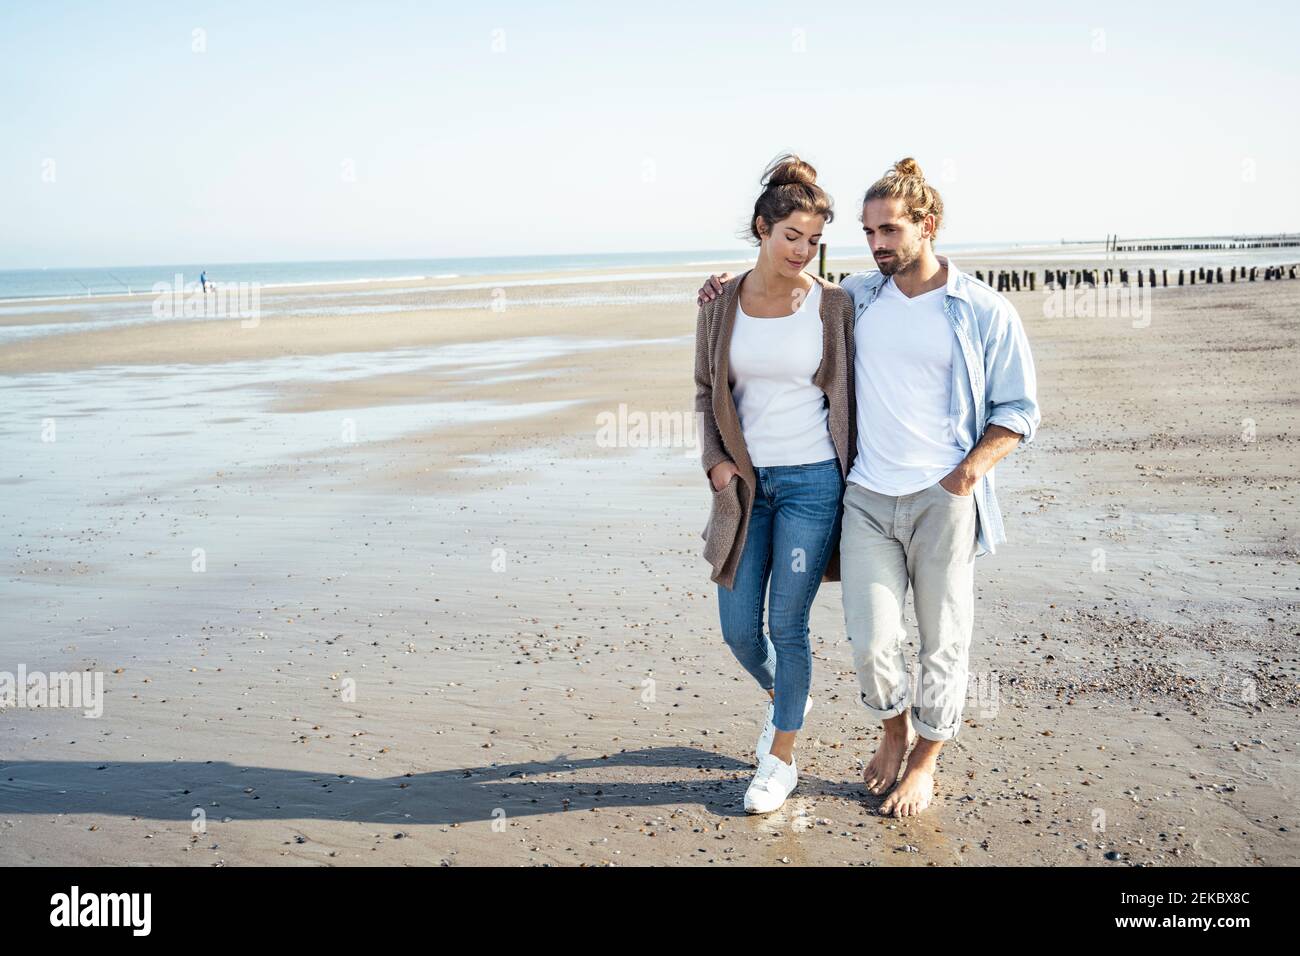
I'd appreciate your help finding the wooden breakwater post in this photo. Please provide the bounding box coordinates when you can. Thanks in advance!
[819,245,1296,291]
[1110,232,1300,252]
[976,268,1037,291]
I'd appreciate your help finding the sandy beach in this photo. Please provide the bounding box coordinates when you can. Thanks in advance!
[1,251,1297,866]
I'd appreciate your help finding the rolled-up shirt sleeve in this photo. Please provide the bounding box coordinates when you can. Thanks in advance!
[984,301,1041,443]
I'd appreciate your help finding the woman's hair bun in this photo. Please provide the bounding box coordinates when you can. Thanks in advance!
[892,157,923,178]
[761,153,818,189]
[745,152,833,244]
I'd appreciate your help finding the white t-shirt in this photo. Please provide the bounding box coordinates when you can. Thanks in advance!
[727,281,837,467]
[848,277,966,495]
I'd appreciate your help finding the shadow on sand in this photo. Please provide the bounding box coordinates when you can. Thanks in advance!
[0,747,882,826]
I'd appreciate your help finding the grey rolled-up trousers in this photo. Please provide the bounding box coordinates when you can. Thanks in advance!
[839,479,978,741]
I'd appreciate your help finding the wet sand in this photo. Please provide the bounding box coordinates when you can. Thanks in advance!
[1,253,1297,866]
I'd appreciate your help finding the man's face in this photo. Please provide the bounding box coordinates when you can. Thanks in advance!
[862,197,929,275]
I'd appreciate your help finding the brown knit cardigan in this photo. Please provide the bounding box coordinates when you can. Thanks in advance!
[694,270,857,590]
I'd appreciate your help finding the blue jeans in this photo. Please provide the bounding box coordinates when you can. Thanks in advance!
[717,457,843,732]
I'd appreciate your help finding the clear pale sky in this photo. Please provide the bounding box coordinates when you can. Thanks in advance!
[1,1,1296,268]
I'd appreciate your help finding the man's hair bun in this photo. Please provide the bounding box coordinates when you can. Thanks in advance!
[863,156,944,241]
[892,157,922,178]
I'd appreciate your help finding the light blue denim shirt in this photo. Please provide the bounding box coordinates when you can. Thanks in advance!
[840,256,1041,556]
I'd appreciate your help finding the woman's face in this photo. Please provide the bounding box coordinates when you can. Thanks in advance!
[758,211,826,279]
[759,210,826,278]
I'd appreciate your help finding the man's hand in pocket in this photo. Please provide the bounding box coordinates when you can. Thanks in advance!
[939,465,976,496]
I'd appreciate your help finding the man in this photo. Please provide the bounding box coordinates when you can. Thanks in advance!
[697,157,1040,818]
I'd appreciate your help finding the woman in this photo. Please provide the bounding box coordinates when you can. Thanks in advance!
[694,154,856,813]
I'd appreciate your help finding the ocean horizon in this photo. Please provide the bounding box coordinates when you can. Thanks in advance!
[0,250,757,302]
[0,242,1057,302]
[4,239,1294,306]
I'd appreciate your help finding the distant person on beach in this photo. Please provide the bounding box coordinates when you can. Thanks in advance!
[698,158,1040,818]
[694,154,857,814]
[200,270,208,293]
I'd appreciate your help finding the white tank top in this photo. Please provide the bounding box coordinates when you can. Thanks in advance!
[727,282,837,467]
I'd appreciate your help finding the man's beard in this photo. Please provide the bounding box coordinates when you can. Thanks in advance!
[875,241,919,276]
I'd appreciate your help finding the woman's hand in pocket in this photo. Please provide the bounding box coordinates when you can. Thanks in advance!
[709,460,739,492]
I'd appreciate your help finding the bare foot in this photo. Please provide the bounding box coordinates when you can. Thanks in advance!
[862,715,915,796]
[879,746,939,818]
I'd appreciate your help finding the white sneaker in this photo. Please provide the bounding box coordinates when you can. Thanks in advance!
[744,752,798,814]
[755,695,813,762]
